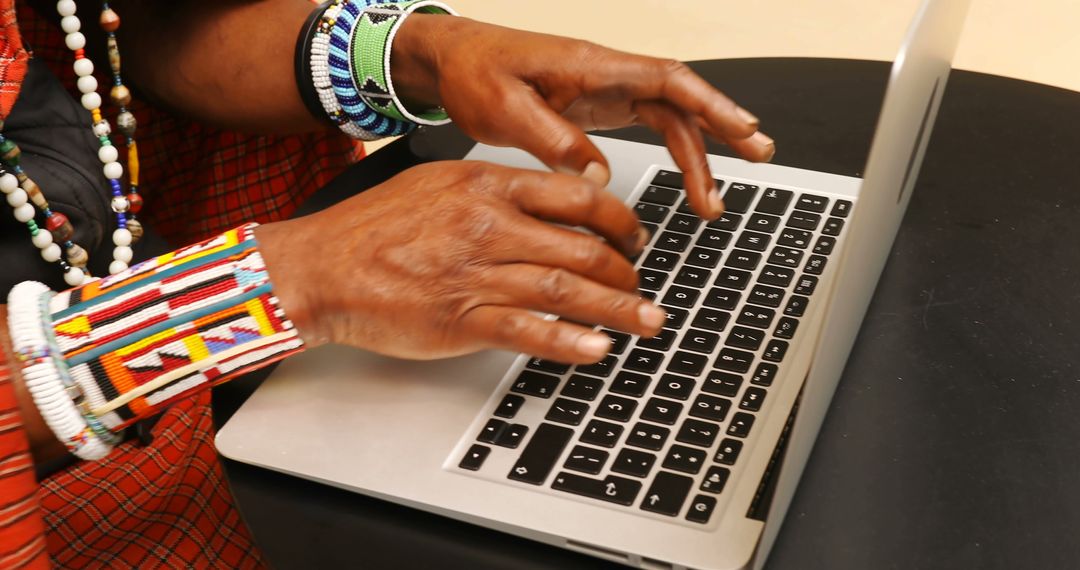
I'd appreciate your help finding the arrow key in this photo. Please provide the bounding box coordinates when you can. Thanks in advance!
[458,444,491,471]
[641,471,694,516]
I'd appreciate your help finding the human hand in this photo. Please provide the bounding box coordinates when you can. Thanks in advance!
[255,161,664,363]
[392,15,774,220]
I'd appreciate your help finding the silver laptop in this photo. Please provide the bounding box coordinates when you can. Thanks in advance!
[217,1,971,568]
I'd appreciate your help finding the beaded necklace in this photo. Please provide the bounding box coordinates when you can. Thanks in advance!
[0,0,143,286]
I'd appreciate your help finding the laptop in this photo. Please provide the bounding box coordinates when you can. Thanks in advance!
[216,1,971,568]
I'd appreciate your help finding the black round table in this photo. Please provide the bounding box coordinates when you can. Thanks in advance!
[213,58,1080,569]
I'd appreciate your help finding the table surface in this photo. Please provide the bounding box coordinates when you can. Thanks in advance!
[213,58,1080,570]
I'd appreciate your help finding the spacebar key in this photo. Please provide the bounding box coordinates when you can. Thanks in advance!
[508,423,574,485]
[552,472,642,506]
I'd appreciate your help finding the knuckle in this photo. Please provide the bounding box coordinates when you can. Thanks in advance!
[493,311,533,345]
[658,58,690,78]
[562,180,601,216]
[571,240,611,274]
[604,294,635,319]
[537,267,575,306]
[461,205,502,243]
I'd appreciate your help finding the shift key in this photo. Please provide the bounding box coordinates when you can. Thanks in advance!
[508,423,574,485]
[552,472,642,506]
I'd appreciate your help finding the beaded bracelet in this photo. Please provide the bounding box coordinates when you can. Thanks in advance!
[311,0,381,140]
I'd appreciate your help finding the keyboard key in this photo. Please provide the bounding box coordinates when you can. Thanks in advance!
[714,438,743,465]
[494,394,526,419]
[545,397,590,426]
[641,222,660,242]
[609,371,652,397]
[763,339,789,363]
[725,249,762,271]
[625,348,665,373]
[787,210,821,231]
[612,448,657,478]
[784,295,810,317]
[831,199,853,218]
[654,373,697,400]
[685,247,722,269]
[638,268,668,292]
[704,287,741,310]
[699,466,730,494]
[714,269,751,291]
[794,194,829,213]
[676,418,720,448]
[750,363,779,387]
[748,284,786,308]
[702,370,743,397]
[777,228,813,249]
[804,255,828,275]
[654,231,691,253]
[560,374,604,401]
[595,395,638,423]
[674,266,710,288]
[689,393,731,422]
[739,387,768,412]
[526,357,571,375]
[636,327,677,351]
[707,212,742,231]
[715,348,755,373]
[746,213,781,233]
[642,471,695,516]
[602,330,630,355]
[640,185,681,206]
[634,202,670,224]
[459,444,491,471]
[692,308,731,332]
[626,422,671,451]
[721,182,759,213]
[495,423,529,448]
[666,351,708,376]
[725,325,766,351]
[662,285,700,309]
[580,419,623,448]
[813,236,836,255]
[651,170,685,189]
[768,246,804,269]
[667,214,702,234]
[662,445,707,474]
[727,413,755,438]
[552,472,641,506]
[678,329,720,354]
[822,217,845,236]
[774,316,799,339]
[687,494,719,524]
[564,445,609,475]
[737,306,777,329]
[696,228,733,251]
[756,188,794,215]
[642,250,678,271]
[511,371,560,398]
[758,265,795,288]
[735,231,771,252]
[661,306,690,329]
[576,355,618,378]
[508,423,574,485]
[676,198,694,214]
[794,275,819,296]
[479,419,507,446]
[641,397,683,425]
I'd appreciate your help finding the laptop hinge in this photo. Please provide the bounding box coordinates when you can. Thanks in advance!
[747,389,803,521]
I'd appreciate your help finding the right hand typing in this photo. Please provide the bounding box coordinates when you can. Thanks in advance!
[255,161,665,364]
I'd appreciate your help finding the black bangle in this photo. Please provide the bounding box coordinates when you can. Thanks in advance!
[295,2,336,126]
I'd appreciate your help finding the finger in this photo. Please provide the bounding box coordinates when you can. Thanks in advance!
[635,101,721,219]
[493,86,612,186]
[482,263,664,337]
[500,168,649,256]
[495,215,639,293]
[574,49,760,141]
[699,119,777,163]
[460,306,611,363]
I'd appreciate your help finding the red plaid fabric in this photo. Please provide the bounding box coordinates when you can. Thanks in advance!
[0,0,367,566]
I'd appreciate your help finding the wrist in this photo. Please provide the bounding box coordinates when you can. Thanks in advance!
[390,12,456,110]
[253,221,329,349]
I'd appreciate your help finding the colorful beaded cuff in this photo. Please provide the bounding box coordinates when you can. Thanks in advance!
[351,0,456,126]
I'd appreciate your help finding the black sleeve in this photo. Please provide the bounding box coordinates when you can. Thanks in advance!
[0,58,168,294]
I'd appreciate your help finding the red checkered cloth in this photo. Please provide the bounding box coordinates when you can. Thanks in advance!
[1,0,368,567]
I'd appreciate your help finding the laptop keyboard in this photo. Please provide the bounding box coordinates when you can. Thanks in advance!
[453,168,852,527]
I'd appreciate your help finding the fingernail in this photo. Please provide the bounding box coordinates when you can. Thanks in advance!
[638,303,667,330]
[581,161,610,187]
[576,332,611,358]
[634,226,651,251]
[753,131,776,162]
[735,106,760,128]
[708,188,724,218]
